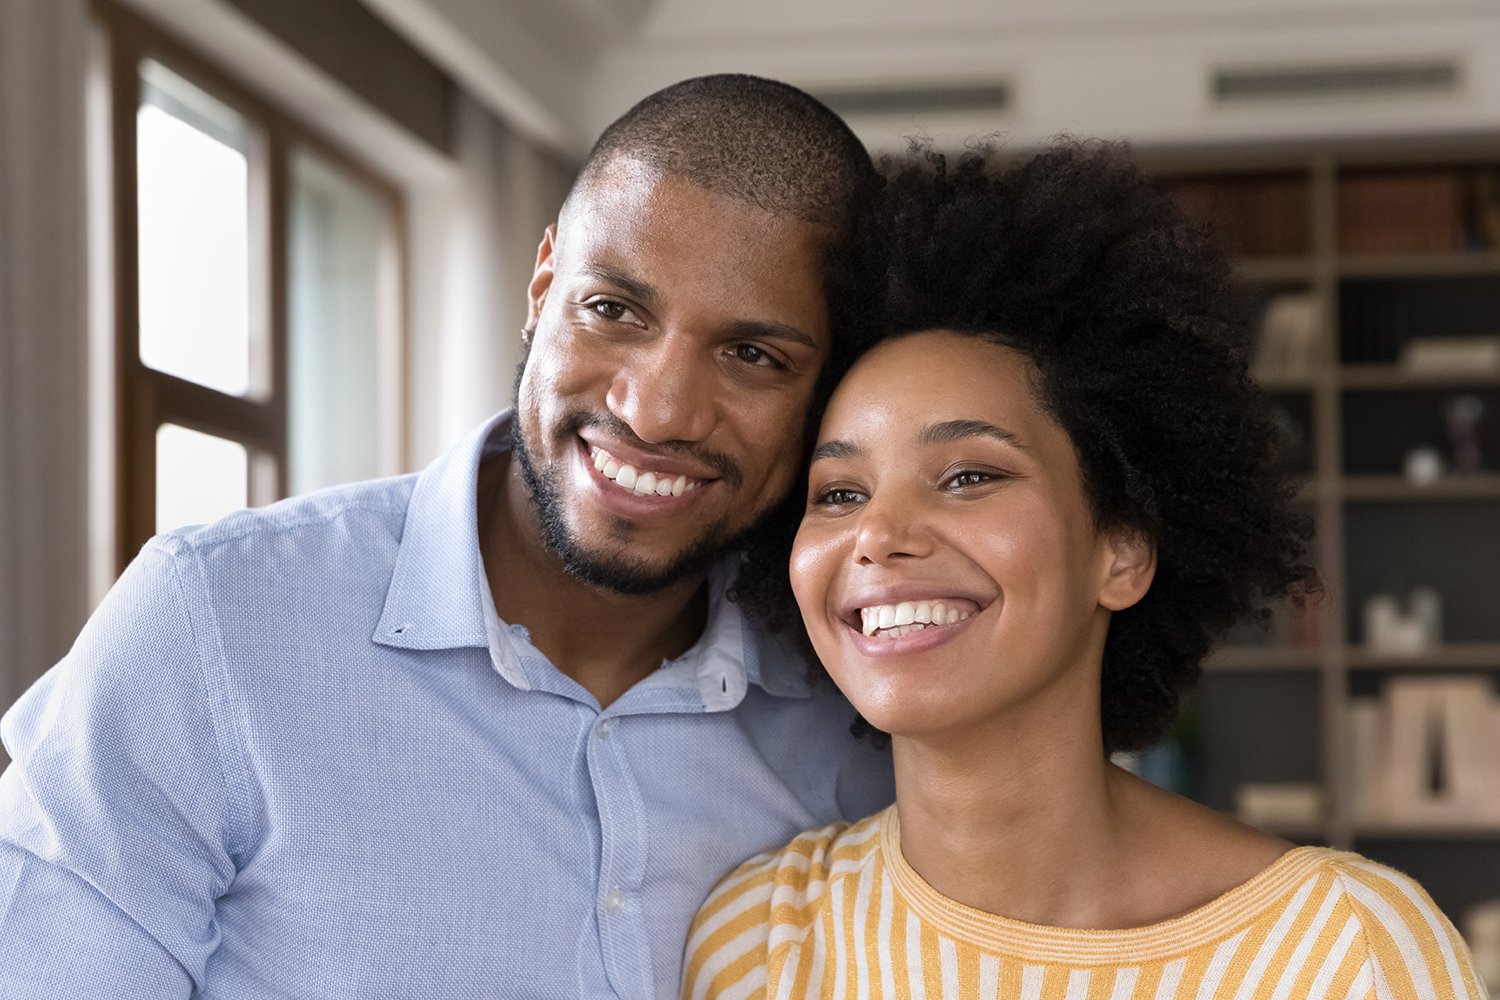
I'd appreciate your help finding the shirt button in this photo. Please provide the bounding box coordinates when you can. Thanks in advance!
[605,887,626,914]
[596,718,616,739]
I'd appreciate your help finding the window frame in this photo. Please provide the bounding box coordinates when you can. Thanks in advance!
[97,1,408,573]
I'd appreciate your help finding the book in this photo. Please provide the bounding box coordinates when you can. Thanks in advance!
[1339,171,1464,254]
[1167,174,1311,257]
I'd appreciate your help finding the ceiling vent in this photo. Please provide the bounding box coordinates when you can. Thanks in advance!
[1213,60,1460,103]
[815,83,1011,118]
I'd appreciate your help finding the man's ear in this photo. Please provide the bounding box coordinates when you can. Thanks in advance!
[1098,530,1156,611]
[526,225,558,328]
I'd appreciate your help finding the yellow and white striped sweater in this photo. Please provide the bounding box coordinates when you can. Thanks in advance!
[682,806,1484,1000]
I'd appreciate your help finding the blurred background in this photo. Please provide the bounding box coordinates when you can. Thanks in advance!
[3,0,1500,982]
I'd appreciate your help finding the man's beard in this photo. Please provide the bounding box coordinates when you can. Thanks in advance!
[510,407,774,597]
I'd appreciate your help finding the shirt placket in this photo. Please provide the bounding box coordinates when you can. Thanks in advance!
[587,710,653,1000]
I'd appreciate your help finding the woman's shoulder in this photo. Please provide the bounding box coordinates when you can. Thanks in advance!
[1307,851,1485,997]
[681,807,892,1000]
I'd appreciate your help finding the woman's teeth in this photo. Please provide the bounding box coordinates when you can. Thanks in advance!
[592,447,697,497]
[859,601,971,637]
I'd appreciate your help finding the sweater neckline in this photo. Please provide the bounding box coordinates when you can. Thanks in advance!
[878,803,1356,964]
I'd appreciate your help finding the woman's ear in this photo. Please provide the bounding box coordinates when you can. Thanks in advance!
[1098,530,1157,611]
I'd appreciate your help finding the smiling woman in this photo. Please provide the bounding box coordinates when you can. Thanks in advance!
[681,144,1485,1000]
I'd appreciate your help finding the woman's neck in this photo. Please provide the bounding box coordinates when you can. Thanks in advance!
[890,676,1291,931]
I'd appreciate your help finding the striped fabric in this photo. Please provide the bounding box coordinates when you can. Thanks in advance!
[683,806,1485,1000]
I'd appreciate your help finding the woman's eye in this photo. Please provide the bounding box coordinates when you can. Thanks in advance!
[947,470,991,488]
[815,488,866,506]
[733,344,781,368]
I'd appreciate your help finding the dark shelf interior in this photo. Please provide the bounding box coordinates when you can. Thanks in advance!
[1344,501,1500,643]
[1340,275,1500,364]
[1343,388,1499,475]
[1199,670,1322,813]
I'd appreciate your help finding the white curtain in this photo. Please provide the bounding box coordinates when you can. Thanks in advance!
[407,92,574,467]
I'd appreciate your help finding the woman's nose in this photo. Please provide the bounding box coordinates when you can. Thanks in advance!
[852,493,931,565]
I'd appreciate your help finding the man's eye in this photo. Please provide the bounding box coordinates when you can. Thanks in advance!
[590,301,630,321]
[733,344,781,367]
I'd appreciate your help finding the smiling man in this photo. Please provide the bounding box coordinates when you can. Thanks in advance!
[0,76,894,999]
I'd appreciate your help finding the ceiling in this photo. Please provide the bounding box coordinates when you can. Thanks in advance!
[366,0,1500,158]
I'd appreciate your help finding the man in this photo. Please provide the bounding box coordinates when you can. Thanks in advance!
[0,76,894,998]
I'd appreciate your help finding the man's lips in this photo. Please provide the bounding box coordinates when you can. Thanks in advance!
[578,436,715,500]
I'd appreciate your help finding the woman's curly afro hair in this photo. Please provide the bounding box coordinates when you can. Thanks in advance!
[731,140,1318,755]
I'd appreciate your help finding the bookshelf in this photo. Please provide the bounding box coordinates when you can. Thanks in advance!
[1144,142,1500,924]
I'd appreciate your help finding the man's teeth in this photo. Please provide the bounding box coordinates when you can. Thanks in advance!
[859,601,971,637]
[591,447,695,497]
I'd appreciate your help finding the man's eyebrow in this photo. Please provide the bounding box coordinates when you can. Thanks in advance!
[579,262,658,304]
[919,420,1024,448]
[725,320,820,352]
[811,439,862,462]
[577,265,819,351]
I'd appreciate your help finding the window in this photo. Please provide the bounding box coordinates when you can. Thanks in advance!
[99,4,404,571]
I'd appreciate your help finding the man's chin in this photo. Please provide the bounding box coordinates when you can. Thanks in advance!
[547,524,735,596]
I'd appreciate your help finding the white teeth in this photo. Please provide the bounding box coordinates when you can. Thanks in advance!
[592,447,700,499]
[859,601,976,638]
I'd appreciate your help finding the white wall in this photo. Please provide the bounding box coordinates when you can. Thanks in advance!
[581,0,1500,153]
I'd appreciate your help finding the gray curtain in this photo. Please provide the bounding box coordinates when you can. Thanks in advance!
[0,0,91,763]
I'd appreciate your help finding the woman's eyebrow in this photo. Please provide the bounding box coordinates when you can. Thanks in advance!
[811,439,862,462]
[919,420,1023,448]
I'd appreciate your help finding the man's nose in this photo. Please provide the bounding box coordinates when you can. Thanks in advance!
[605,333,716,444]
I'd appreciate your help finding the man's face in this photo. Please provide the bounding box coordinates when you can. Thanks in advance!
[513,160,832,594]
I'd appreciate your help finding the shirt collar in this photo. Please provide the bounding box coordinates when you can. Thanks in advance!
[372,410,810,707]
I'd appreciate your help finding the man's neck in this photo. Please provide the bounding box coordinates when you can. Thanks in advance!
[476,452,710,708]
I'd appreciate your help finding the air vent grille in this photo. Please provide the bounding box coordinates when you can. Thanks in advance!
[815,83,1010,118]
[1213,60,1460,102]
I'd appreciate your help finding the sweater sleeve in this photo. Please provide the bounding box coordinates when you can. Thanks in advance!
[1334,858,1486,1000]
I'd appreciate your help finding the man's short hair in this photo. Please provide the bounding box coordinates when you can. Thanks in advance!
[566,74,875,233]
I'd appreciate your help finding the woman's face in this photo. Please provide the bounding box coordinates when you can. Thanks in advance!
[791,330,1153,742]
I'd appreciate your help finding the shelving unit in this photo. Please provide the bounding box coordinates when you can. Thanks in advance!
[1144,142,1500,923]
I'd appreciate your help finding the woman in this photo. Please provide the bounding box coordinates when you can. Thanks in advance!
[683,146,1483,999]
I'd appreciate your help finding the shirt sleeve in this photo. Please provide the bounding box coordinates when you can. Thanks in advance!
[1335,858,1487,1000]
[0,539,245,997]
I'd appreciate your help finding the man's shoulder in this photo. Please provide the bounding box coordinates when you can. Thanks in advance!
[151,473,420,560]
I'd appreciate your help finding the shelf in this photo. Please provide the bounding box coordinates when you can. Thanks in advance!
[1208,643,1500,670]
[1353,825,1500,841]
[1347,642,1500,668]
[1206,646,1322,670]
[1337,251,1500,278]
[1233,258,1315,284]
[1342,473,1500,502]
[1339,364,1500,390]
[1238,822,1500,843]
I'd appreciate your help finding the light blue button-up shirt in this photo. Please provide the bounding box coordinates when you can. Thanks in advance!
[0,412,894,999]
